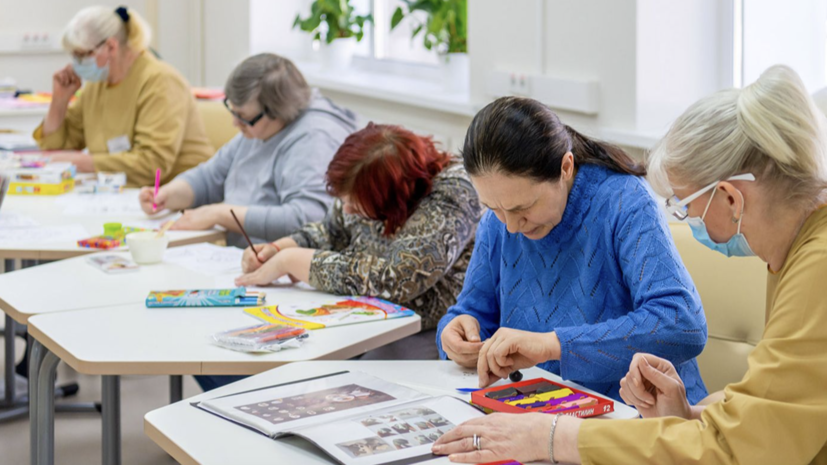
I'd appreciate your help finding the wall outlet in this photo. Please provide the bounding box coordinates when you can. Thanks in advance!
[20,32,57,51]
[486,70,600,115]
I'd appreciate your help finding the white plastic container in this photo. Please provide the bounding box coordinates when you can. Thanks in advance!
[321,37,357,71]
[126,231,168,264]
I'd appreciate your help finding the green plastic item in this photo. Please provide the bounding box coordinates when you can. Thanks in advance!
[103,222,123,238]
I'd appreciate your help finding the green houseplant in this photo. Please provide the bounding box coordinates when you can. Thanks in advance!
[293,0,373,70]
[390,0,468,91]
[390,0,467,55]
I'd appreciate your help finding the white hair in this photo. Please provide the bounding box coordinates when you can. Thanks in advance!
[62,6,151,52]
[647,65,827,207]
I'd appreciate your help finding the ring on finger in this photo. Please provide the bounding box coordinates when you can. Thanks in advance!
[472,434,481,451]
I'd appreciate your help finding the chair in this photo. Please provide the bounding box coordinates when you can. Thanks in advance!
[668,223,766,393]
[196,100,238,152]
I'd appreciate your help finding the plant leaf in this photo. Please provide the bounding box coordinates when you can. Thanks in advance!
[391,7,405,30]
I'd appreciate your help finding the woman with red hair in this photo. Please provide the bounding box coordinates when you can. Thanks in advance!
[235,122,482,356]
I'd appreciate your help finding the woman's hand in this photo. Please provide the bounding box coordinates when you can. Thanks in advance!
[139,186,169,214]
[241,243,279,273]
[52,65,81,104]
[619,353,692,419]
[47,151,93,172]
[440,315,485,368]
[235,248,314,287]
[432,413,551,463]
[477,328,560,388]
[170,206,219,231]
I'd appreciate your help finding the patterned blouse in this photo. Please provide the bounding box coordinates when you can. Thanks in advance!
[290,162,482,330]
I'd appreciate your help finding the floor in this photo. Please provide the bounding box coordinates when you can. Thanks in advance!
[0,330,202,465]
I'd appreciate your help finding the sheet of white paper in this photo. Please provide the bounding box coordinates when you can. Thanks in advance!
[56,192,144,216]
[163,243,245,276]
[212,273,293,290]
[122,212,182,230]
[0,212,40,229]
[0,224,89,246]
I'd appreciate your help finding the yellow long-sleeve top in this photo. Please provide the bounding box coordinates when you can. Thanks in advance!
[33,52,214,187]
[579,205,827,465]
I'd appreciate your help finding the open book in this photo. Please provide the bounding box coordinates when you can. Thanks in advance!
[195,371,484,465]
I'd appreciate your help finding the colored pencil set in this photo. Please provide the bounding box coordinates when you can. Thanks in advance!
[146,288,266,308]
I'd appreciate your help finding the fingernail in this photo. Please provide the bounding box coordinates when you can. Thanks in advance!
[633,377,639,388]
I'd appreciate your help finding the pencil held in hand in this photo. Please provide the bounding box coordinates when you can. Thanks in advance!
[152,168,161,211]
[230,209,264,264]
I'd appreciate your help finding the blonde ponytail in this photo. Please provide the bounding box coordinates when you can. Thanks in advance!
[647,65,827,207]
[62,5,151,53]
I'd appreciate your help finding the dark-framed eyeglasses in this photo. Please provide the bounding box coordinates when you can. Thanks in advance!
[223,98,266,127]
[71,39,107,61]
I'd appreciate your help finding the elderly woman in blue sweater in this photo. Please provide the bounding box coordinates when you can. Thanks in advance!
[437,97,708,403]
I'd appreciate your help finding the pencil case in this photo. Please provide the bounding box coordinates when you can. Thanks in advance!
[210,323,307,353]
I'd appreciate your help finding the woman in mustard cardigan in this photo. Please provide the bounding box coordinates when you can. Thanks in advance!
[34,6,213,187]
[433,65,827,465]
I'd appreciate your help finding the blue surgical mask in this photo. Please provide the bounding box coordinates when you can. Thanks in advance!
[686,187,755,257]
[72,56,109,82]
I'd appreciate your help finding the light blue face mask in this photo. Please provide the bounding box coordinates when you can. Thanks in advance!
[72,55,109,82]
[686,186,755,257]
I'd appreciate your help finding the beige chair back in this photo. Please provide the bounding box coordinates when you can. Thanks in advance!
[669,223,766,392]
[197,100,238,151]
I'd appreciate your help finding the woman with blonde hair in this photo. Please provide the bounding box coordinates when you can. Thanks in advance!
[433,65,827,465]
[34,5,213,186]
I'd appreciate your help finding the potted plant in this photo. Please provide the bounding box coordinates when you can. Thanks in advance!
[391,0,468,92]
[294,0,372,71]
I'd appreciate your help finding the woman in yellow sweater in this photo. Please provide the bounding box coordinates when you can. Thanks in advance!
[34,6,213,187]
[432,65,827,464]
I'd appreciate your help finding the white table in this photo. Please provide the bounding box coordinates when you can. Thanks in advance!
[144,361,640,465]
[0,190,225,260]
[26,299,420,464]
[0,107,47,133]
[0,251,220,325]
[0,248,225,429]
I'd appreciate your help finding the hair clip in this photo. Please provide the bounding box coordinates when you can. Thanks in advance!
[115,6,130,23]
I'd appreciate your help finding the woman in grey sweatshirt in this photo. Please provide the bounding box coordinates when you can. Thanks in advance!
[138,53,358,247]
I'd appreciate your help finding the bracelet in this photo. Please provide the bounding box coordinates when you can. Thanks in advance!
[271,242,281,253]
[548,413,562,464]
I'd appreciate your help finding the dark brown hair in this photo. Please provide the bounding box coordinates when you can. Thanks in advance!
[463,97,645,180]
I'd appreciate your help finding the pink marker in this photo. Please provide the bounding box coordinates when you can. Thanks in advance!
[152,168,161,211]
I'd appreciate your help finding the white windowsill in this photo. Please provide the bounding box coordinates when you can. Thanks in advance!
[295,60,663,150]
[294,61,478,118]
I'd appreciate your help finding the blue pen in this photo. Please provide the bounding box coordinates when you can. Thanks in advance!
[455,387,481,393]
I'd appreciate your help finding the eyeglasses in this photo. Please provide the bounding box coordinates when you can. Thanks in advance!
[223,98,266,127]
[664,173,755,221]
[71,39,107,61]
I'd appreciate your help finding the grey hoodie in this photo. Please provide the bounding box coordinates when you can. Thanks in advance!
[177,90,358,247]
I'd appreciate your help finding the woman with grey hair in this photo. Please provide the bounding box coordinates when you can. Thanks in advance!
[432,65,827,465]
[35,5,213,186]
[140,53,358,248]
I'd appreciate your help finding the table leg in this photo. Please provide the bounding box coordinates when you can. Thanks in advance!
[28,338,45,464]
[169,375,183,404]
[102,375,121,465]
[3,313,15,407]
[32,341,60,465]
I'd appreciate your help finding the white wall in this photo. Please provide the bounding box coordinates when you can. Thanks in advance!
[0,0,149,92]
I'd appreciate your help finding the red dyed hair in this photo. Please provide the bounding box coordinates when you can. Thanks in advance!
[326,122,452,236]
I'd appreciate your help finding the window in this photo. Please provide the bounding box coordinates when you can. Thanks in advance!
[732,0,827,90]
[351,0,439,67]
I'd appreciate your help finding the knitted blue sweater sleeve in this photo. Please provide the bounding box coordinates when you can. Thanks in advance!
[554,182,707,383]
[436,212,501,360]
